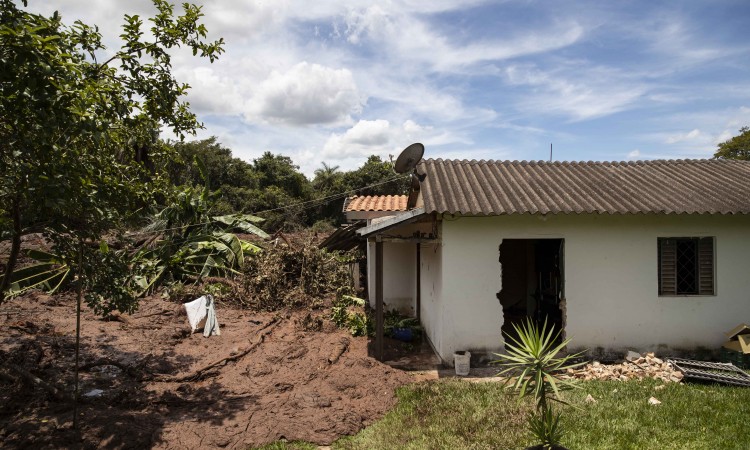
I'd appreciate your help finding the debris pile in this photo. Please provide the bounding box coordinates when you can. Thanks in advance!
[564,352,684,383]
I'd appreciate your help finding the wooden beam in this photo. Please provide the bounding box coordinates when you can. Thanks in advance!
[416,243,421,323]
[375,240,384,361]
[378,237,439,244]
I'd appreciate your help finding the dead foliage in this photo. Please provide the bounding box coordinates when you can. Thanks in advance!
[165,237,356,311]
[235,237,357,310]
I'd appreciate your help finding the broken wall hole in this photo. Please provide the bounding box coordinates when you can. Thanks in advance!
[497,239,566,344]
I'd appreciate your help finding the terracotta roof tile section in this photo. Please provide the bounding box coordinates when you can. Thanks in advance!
[418,159,750,215]
[344,195,408,212]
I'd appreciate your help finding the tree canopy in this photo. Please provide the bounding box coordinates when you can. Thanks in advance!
[714,126,750,160]
[0,0,224,305]
[164,139,410,230]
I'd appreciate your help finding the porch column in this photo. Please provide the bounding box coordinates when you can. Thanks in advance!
[416,243,421,323]
[375,238,384,361]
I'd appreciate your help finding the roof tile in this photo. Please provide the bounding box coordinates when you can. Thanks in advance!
[344,195,408,212]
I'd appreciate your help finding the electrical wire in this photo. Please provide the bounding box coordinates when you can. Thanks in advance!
[129,173,411,235]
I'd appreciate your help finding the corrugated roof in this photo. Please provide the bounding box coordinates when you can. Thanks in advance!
[319,222,365,252]
[418,159,750,215]
[344,195,408,212]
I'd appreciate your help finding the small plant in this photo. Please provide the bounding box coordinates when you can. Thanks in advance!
[384,311,422,340]
[493,319,585,450]
[331,295,370,337]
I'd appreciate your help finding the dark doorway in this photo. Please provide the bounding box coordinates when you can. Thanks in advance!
[497,239,565,343]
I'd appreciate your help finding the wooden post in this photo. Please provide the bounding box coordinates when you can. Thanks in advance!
[416,243,421,323]
[352,261,360,293]
[375,239,384,361]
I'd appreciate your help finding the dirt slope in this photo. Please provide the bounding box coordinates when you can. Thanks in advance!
[0,292,412,449]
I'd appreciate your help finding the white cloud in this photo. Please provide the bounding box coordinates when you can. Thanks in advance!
[627,149,641,159]
[322,119,438,159]
[22,1,750,173]
[504,64,647,121]
[246,62,364,126]
[343,6,584,72]
[665,128,701,144]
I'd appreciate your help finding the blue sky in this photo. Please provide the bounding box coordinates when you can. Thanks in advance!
[28,0,750,176]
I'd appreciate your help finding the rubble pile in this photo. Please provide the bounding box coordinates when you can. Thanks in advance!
[564,352,684,383]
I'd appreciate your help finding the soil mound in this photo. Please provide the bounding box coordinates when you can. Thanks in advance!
[0,292,412,449]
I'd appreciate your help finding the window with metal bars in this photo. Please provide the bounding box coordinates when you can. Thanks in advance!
[658,237,714,296]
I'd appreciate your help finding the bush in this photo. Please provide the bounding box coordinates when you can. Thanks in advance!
[331,295,370,336]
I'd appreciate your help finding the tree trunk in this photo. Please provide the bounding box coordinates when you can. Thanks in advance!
[0,197,22,302]
[73,239,83,429]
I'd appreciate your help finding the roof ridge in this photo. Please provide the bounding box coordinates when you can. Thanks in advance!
[420,158,745,165]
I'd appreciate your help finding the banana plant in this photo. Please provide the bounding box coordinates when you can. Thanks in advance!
[131,157,269,296]
[1,249,71,297]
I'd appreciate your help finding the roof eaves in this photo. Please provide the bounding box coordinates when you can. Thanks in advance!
[357,207,426,237]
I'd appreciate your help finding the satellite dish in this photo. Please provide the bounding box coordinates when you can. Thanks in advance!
[394,143,424,174]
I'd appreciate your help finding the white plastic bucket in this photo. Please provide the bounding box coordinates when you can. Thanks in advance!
[454,351,471,376]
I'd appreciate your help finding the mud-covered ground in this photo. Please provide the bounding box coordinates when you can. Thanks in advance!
[0,292,413,449]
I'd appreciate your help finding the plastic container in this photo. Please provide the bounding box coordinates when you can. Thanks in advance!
[392,327,413,342]
[454,351,471,376]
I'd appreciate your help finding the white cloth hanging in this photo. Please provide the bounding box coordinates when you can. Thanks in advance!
[203,295,221,337]
[183,295,221,337]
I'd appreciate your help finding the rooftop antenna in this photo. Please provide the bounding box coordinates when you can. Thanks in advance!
[549,143,553,162]
[394,142,426,183]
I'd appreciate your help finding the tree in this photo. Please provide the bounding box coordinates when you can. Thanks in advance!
[253,151,312,199]
[0,0,224,304]
[166,137,257,191]
[0,0,224,428]
[244,152,314,230]
[341,155,410,196]
[313,162,342,191]
[714,126,750,160]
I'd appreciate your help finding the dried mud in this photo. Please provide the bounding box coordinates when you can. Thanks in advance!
[0,292,413,449]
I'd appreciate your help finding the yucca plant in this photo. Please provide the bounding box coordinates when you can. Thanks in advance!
[493,318,586,450]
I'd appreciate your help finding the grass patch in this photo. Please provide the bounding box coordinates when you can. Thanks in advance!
[337,379,532,449]
[255,378,750,450]
[561,379,749,450]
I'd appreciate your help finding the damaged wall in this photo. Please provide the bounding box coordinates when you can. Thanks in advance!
[439,218,508,362]
[436,213,750,361]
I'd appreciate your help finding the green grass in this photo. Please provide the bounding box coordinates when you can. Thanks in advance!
[336,380,532,450]
[561,379,749,450]
[255,379,750,450]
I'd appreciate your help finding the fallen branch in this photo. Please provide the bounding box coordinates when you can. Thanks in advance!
[327,337,350,365]
[107,309,173,325]
[132,310,174,320]
[1,364,71,402]
[270,230,293,248]
[154,317,281,382]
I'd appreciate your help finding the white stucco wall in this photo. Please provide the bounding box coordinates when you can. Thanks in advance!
[434,213,750,362]
[367,240,416,314]
[419,242,443,357]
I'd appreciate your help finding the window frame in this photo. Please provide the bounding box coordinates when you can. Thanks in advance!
[657,236,716,297]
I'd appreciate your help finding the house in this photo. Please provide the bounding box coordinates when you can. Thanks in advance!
[349,158,750,364]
